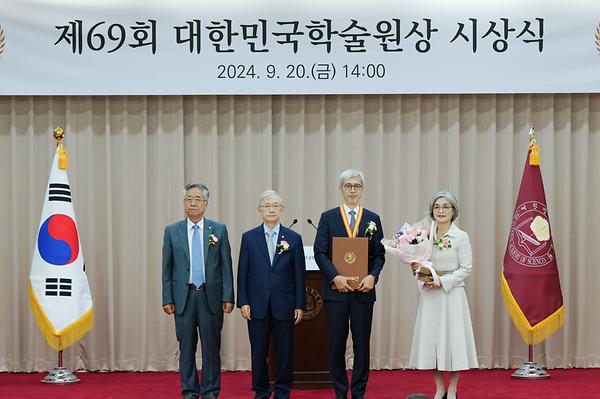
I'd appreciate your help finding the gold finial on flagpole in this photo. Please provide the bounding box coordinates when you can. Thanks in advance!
[528,124,540,166]
[53,127,65,143]
[52,127,68,170]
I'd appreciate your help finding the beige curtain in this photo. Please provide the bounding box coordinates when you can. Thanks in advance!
[1,94,599,372]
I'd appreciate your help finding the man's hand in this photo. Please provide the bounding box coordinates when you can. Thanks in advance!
[332,275,354,292]
[222,302,234,313]
[357,274,375,292]
[294,309,304,325]
[163,304,175,314]
[240,305,251,320]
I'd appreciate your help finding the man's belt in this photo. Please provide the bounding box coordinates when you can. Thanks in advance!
[189,283,206,291]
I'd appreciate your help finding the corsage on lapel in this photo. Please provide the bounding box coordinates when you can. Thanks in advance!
[365,221,377,240]
[208,233,218,246]
[436,238,451,251]
[276,239,289,254]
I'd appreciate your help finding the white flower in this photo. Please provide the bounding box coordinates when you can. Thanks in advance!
[276,240,289,254]
[365,221,377,239]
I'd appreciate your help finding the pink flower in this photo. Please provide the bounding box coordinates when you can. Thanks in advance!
[393,224,429,246]
[436,238,452,250]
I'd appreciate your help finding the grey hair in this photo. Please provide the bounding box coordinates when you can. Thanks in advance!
[338,168,365,187]
[183,182,210,200]
[429,191,459,222]
[258,189,283,207]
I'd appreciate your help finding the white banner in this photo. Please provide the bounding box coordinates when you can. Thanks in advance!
[1,0,599,95]
[304,246,319,271]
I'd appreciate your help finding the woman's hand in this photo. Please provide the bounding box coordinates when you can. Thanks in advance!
[424,281,442,289]
[410,262,422,275]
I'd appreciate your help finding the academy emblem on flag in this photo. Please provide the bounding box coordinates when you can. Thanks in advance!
[501,128,564,345]
[29,129,93,351]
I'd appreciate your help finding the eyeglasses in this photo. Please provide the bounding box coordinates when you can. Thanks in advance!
[185,197,207,204]
[343,183,363,191]
[433,205,453,212]
[259,204,283,210]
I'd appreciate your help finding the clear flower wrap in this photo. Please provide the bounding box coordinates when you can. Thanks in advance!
[382,221,441,288]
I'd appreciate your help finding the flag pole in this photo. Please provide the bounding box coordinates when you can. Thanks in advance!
[510,126,550,380]
[39,128,80,384]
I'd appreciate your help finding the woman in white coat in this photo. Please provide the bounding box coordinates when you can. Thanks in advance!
[409,191,478,399]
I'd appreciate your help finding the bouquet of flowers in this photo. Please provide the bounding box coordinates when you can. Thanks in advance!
[382,221,441,288]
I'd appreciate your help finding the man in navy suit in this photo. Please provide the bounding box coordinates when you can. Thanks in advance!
[237,190,306,399]
[162,183,235,399]
[314,169,385,399]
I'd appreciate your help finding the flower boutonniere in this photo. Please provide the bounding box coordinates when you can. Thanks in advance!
[365,221,377,239]
[436,238,452,251]
[276,240,289,254]
[208,233,218,246]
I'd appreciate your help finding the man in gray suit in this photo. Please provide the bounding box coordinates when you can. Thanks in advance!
[162,183,235,399]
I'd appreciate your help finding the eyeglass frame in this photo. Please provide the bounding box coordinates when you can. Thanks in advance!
[185,197,208,204]
[259,204,283,210]
[342,183,363,191]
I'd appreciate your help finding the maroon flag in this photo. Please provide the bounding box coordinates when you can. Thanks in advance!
[501,129,564,345]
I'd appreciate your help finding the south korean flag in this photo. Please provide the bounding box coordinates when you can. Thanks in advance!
[29,145,93,351]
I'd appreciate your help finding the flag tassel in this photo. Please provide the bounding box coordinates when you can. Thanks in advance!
[29,283,94,351]
[529,140,540,166]
[53,127,68,170]
[57,143,68,170]
[501,273,564,345]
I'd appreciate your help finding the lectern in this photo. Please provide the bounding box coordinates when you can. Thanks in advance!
[269,246,331,389]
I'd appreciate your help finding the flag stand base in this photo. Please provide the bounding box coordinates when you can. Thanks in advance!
[511,361,550,379]
[41,351,79,384]
[41,367,80,384]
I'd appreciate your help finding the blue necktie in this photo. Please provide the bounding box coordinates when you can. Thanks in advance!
[192,225,204,286]
[349,210,356,231]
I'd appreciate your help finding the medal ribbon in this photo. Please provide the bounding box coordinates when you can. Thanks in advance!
[339,205,363,237]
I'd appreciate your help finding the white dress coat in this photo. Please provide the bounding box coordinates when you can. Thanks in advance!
[409,222,479,371]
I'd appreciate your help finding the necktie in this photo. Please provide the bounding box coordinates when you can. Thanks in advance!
[349,210,356,231]
[192,225,204,286]
[267,231,276,265]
